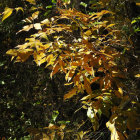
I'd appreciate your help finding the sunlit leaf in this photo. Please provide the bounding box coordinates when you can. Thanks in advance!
[118,87,123,95]
[136,3,140,6]
[32,11,39,20]
[46,54,54,67]
[26,0,36,5]
[17,24,34,33]
[84,30,92,36]
[41,18,50,24]
[15,7,24,13]
[87,107,94,119]
[135,74,140,78]
[106,120,119,140]
[2,7,13,21]
[34,23,42,30]
[6,49,17,56]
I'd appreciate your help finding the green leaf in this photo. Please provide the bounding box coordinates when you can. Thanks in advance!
[131,19,137,24]
[46,5,53,9]
[80,2,87,8]
[58,120,70,124]
[52,0,56,4]
[52,111,59,122]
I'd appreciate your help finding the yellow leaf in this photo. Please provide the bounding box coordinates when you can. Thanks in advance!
[64,88,77,100]
[78,131,84,140]
[105,24,115,29]
[65,70,75,82]
[118,87,123,95]
[18,24,34,33]
[64,82,73,86]
[30,6,38,11]
[41,18,50,24]
[38,57,47,66]
[26,0,36,5]
[106,120,119,140]
[46,54,54,67]
[2,7,13,21]
[80,95,90,101]
[136,3,140,6]
[32,11,39,20]
[15,7,24,13]
[135,74,140,78]
[6,49,17,56]
[84,30,92,36]
[34,52,46,65]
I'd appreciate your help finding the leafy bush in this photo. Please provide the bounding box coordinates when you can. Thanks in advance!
[1,0,140,139]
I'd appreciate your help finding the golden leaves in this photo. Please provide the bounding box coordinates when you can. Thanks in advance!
[6,48,33,62]
[18,24,34,33]
[3,1,140,139]
[135,74,140,78]
[17,11,40,33]
[106,119,125,140]
[2,7,24,21]
[32,11,39,20]
[89,10,113,20]
[6,49,18,56]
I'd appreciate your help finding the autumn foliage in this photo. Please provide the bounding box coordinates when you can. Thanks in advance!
[1,0,140,139]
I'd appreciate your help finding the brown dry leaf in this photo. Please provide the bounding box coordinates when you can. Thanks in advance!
[64,88,77,100]
[91,77,100,83]
[17,50,33,62]
[50,63,60,78]
[84,76,92,96]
